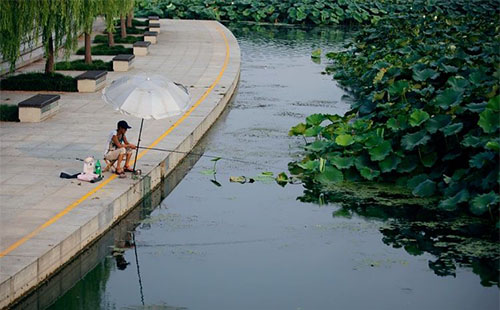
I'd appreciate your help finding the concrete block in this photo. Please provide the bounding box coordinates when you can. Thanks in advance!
[60,229,81,263]
[76,71,107,93]
[37,245,60,281]
[12,261,37,299]
[0,277,12,309]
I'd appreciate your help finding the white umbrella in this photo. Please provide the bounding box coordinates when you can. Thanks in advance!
[102,74,190,172]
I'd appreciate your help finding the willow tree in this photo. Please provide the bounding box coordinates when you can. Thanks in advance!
[0,1,37,72]
[117,0,134,39]
[80,0,101,64]
[37,0,82,73]
[102,0,118,47]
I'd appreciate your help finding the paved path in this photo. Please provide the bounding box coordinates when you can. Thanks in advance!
[0,19,240,308]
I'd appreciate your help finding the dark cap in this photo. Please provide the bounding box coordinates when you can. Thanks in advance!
[118,120,132,129]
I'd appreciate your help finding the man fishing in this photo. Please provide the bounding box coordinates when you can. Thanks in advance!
[104,120,137,176]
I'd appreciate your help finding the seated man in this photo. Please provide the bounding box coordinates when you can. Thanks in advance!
[104,120,136,175]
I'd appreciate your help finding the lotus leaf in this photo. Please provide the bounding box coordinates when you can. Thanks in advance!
[401,130,430,151]
[412,68,439,82]
[440,122,463,136]
[329,155,355,169]
[412,179,436,197]
[369,140,392,161]
[378,154,401,173]
[421,152,438,167]
[469,152,494,169]
[478,109,499,133]
[409,109,430,127]
[388,80,409,97]
[359,167,380,180]
[425,115,452,134]
[306,140,329,152]
[438,189,470,211]
[289,123,306,136]
[335,134,355,146]
[431,88,463,109]
[470,192,499,215]
[304,126,323,137]
[306,113,326,126]
[315,165,344,184]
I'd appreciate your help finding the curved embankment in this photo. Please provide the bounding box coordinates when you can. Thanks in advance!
[0,20,240,308]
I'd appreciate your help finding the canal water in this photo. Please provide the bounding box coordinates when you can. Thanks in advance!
[18,24,498,310]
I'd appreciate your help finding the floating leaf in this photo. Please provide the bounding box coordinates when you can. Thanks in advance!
[407,174,429,189]
[305,140,329,152]
[478,109,500,133]
[297,160,319,171]
[306,114,326,126]
[378,154,401,173]
[421,152,438,167]
[388,80,409,97]
[229,176,246,183]
[440,122,463,136]
[470,192,499,215]
[438,189,469,211]
[315,165,343,184]
[401,130,430,150]
[409,109,430,127]
[210,157,221,162]
[469,152,494,169]
[335,134,355,146]
[369,140,392,161]
[311,48,321,59]
[289,123,307,136]
[332,208,351,218]
[412,68,439,81]
[431,88,463,109]
[425,115,451,134]
[200,169,215,175]
[304,126,323,137]
[412,179,436,197]
[275,172,289,187]
[329,155,354,169]
[359,167,380,180]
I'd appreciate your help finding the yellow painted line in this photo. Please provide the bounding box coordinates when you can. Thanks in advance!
[0,23,231,258]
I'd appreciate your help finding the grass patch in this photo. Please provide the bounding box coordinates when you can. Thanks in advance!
[55,59,113,71]
[0,72,77,92]
[76,44,133,55]
[114,26,144,34]
[0,104,19,122]
[114,19,148,27]
[93,34,141,44]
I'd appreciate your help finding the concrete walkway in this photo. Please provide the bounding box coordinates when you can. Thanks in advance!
[0,19,240,308]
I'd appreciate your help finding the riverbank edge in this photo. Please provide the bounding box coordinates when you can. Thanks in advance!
[0,23,240,309]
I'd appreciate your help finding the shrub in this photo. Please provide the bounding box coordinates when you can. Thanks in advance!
[114,18,148,27]
[76,44,133,55]
[0,104,19,122]
[93,34,141,44]
[0,72,77,92]
[114,26,144,34]
[55,59,113,71]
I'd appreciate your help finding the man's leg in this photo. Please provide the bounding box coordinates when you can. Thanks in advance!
[116,153,125,173]
[124,152,132,169]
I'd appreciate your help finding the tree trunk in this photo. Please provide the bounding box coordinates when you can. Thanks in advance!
[127,9,133,28]
[108,31,115,47]
[84,32,92,64]
[120,15,126,39]
[45,35,54,74]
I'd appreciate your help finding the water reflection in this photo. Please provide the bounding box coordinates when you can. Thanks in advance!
[297,183,500,287]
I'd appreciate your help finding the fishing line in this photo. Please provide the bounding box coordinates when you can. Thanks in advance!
[136,146,285,170]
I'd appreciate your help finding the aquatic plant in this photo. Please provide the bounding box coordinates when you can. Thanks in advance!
[288,0,500,223]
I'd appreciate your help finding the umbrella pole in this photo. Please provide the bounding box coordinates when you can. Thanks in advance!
[132,118,144,173]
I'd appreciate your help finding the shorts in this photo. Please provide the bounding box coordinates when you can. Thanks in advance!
[105,147,132,161]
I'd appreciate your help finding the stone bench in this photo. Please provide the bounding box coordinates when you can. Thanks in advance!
[133,41,151,56]
[144,31,158,44]
[148,16,159,25]
[18,94,60,123]
[76,70,107,92]
[149,22,160,34]
[112,54,135,72]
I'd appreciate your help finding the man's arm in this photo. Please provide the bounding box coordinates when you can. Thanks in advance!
[123,135,136,149]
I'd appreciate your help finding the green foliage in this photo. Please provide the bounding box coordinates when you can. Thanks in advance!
[115,18,149,27]
[76,44,133,55]
[134,0,385,25]
[288,0,500,222]
[93,34,141,44]
[0,73,77,92]
[55,59,113,70]
[0,105,19,122]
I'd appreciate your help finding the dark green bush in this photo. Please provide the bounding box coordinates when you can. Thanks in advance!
[93,34,141,44]
[0,104,19,122]
[114,26,144,34]
[0,72,77,92]
[114,18,148,27]
[55,59,113,71]
[76,44,133,55]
